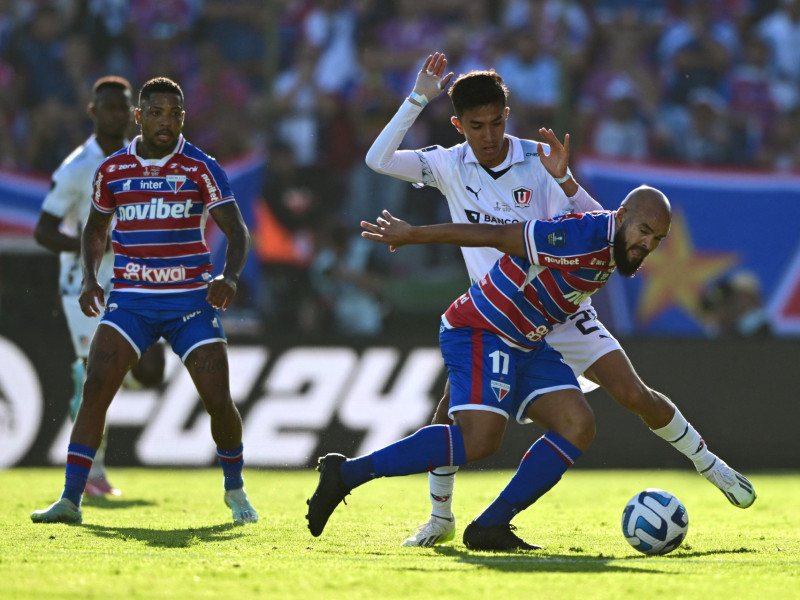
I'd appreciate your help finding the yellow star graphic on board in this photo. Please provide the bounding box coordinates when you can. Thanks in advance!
[636,210,739,324]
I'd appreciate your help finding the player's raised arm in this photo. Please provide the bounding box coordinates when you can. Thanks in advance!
[79,206,113,317]
[364,52,453,181]
[207,201,251,310]
[361,210,526,257]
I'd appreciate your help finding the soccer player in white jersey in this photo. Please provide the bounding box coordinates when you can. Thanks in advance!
[364,52,755,547]
[34,76,165,497]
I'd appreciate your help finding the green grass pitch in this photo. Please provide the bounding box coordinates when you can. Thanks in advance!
[2,468,798,600]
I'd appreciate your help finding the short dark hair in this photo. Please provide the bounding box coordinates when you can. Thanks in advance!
[448,70,509,117]
[92,75,132,99]
[138,77,184,106]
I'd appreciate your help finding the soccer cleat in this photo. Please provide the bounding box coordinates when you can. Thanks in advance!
[224,488,259,524]
[699,458,756,508]
[462,521,543,551]
[306,453,351,537]
[401,515,456,547]
[30,498,82,524]
[84,475,122,497]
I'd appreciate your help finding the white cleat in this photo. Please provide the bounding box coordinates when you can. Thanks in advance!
[224,488,258,524]
[700,458,756,508]
[31,498,82,524]
[401,515,456,547]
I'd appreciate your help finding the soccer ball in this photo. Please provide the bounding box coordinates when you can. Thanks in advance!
[621,488,689,555]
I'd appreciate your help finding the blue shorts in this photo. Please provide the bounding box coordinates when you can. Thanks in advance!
[100,290,226,362]
[440,322,580,424]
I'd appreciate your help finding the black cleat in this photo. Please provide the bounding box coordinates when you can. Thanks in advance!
[306,453,351,537]
[462,521,543,551]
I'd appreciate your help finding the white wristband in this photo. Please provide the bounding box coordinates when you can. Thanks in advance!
[409,91,429,107]
[554,169,572,184]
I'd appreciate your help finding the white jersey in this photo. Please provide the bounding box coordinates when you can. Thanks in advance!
[366,99,620,390]
[366,100,602,284]
[415,136,602,283]
[40,135,116,296]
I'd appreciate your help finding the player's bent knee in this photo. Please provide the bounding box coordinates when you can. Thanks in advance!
[463,436,502,463]
[553,407,596,451]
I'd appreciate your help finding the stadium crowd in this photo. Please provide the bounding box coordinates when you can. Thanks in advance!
[1,0,794,334]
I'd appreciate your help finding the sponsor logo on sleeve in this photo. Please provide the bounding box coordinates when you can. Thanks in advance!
[201,173,220,203]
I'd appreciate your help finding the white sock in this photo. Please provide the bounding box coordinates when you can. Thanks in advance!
[651,408,716,472]
[88,434,108,479]
[429,466,457,520]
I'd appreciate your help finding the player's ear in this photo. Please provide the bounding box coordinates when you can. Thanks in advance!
[87,102,96,120]
[451,116,463,135]
[615,206,627,228]
[134,108,142,125]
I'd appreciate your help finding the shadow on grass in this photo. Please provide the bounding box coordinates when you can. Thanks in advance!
[81,496,157,509]
[82,522,244,548]
[430,545,757,573]
[431,545,662,573]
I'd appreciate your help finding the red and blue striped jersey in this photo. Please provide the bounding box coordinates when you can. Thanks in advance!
[443,210,617,349]
[91,135,235,293]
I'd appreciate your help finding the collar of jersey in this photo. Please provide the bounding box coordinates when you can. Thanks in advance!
[128,134,184,165]
[462,135,523,167]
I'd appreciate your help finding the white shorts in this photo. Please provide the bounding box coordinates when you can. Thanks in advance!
[547,305,622,393]
[61,295,100,359]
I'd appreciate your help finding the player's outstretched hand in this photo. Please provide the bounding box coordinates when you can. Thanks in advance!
[207,274,237,310]
[537,128,570,181]
[361,210,413,252]
[410,52,454,107]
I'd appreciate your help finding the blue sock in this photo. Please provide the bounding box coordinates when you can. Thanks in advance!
[474,431,582,527]
[340,425,466,490]
[61,442,96,506]
[217,444,245,491]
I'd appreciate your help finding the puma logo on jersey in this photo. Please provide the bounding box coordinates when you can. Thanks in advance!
[466,185,481,202]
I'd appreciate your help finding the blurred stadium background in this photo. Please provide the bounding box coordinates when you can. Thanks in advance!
[0,0,798,470]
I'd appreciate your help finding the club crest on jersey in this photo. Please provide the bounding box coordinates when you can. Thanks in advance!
[490,380,510,402]
[512,186,532,207]
[547,230,566,247]
[166,174,187,193]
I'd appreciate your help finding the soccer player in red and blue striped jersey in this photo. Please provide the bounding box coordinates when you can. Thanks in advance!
[305,186,673,550]
[31,77,257,526]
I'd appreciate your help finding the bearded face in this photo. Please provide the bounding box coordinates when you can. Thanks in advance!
[613,220,650,277]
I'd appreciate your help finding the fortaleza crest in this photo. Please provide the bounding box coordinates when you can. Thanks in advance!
[512,186,532,207]
[490,380,510,402]
[166,174,187,193]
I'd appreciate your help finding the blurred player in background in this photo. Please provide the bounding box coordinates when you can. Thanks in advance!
[364,52,755,547]
[307,186,673,550]
[34,76,165,497]
[31,77,257,526]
